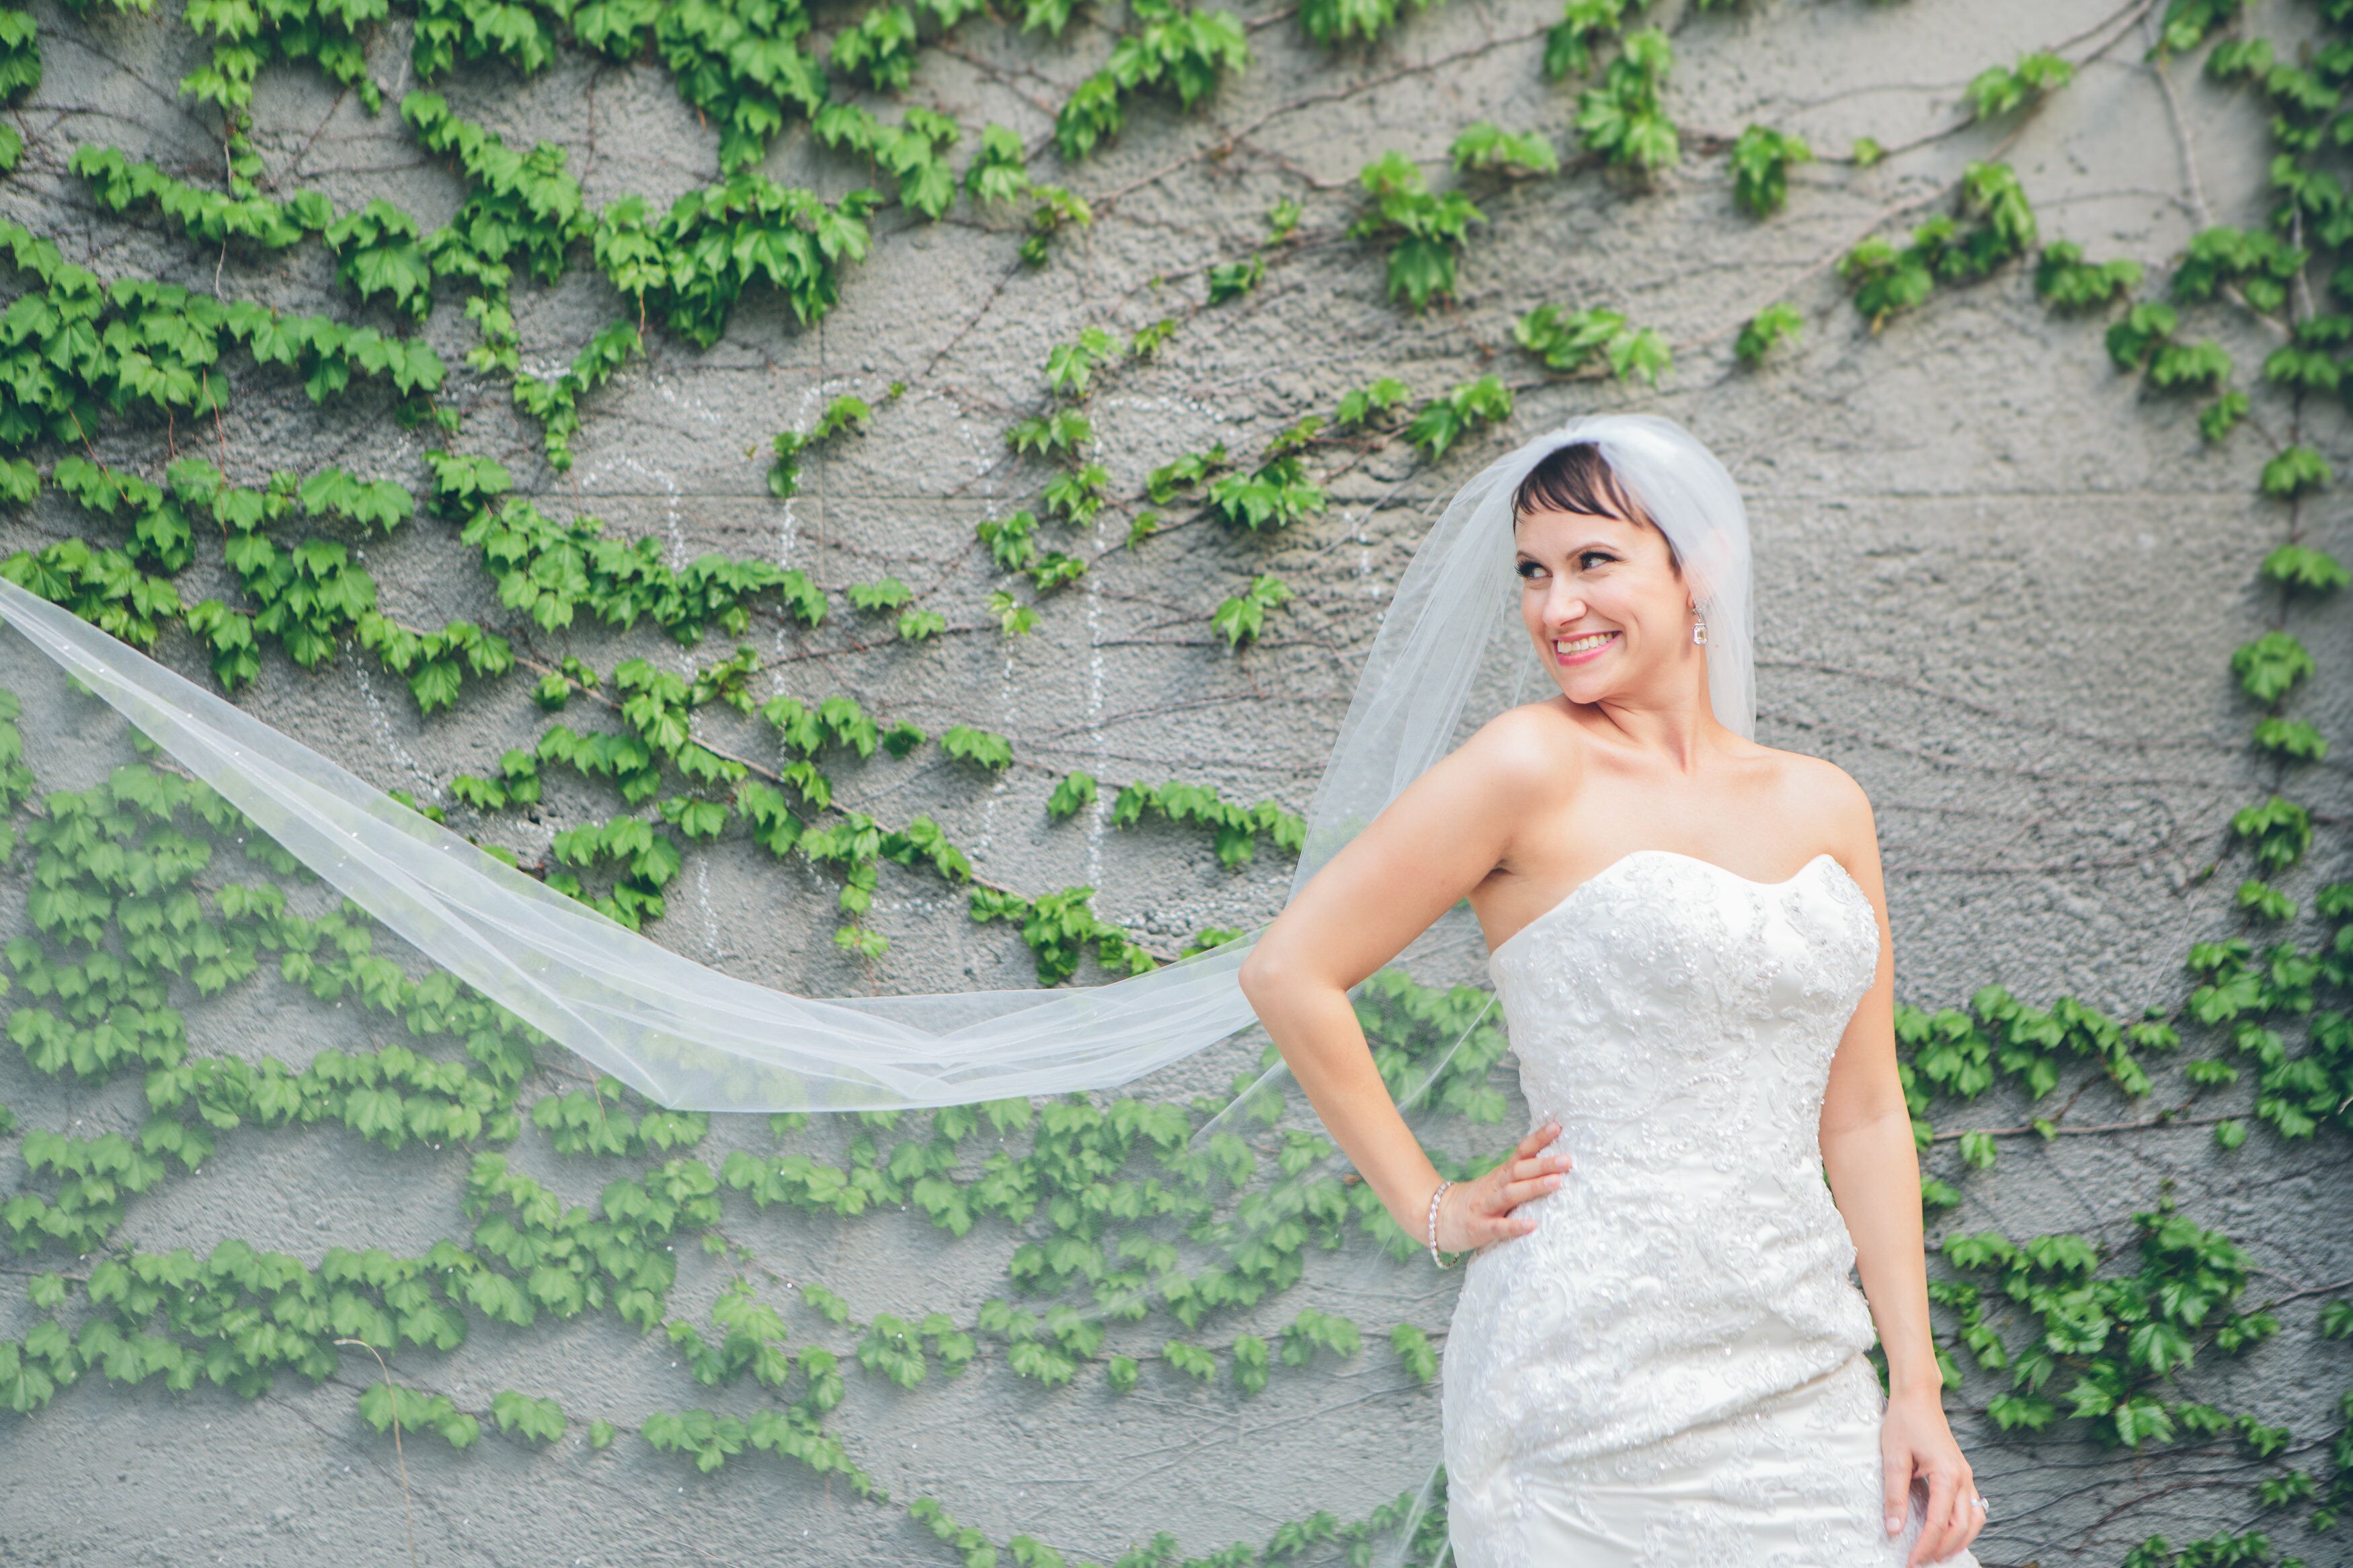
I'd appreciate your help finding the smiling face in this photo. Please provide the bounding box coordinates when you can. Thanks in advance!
[1513,497,1698,710]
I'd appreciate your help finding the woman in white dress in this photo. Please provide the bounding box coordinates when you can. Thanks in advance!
[1238,424,1989,1567]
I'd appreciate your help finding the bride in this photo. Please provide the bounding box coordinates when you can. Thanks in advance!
[1237,418,1989,1567]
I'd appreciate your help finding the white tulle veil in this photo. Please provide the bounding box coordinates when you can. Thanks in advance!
[0,411,1753,1112]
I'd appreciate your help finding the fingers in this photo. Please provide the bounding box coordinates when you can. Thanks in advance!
[1907,1464,1960,1568]
[1493,1169,1565,1208]
[1452,1189,1531,1247]
[1447,1178,1533,1248]
[1951,1470,1985,1559]
[1938,1467,1979,1563]
[1957,1482,1987,1556]
[1473,1163,1566,1239]
[1504,1124,1572,1197]
[1441,1126,1572,1253]
[1880,1442,1910,1542]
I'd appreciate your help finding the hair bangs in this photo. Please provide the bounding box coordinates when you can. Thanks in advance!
[1509,441,1678,570]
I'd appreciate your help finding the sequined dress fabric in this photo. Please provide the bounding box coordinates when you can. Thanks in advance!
[1442,850,1981,1567]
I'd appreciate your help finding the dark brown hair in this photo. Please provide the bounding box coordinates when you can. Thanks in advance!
[1510,442,1681,572]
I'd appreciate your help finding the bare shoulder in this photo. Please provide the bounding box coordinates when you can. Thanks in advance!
[1782,748,1872,821]
[1745,741,1875,853]
[1456,700,1589,792]
[1417,700,1588,840]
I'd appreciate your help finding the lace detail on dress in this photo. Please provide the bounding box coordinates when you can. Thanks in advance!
[1440,851,1981,1567]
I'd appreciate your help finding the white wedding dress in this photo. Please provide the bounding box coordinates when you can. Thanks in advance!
[1441,849,1983,1567]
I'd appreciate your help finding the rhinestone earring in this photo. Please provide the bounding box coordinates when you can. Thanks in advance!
[1691,611,1708,646]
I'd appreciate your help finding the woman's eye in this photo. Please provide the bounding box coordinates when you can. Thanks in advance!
[1517,554,1610,578]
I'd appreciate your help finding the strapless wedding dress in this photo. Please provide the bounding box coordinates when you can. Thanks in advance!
[1442,849,1983,1567]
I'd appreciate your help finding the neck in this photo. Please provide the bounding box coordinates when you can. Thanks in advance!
[1582,658,1720,772]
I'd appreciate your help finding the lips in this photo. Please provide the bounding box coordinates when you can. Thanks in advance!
[1553,630,1619,665]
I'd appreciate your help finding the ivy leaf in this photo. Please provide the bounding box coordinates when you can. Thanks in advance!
[846,577,913,612]
[1046,772,1097,821]
[2229,632,2314,704]
[407,659,464,715]
[941,725,1012,771]
[2260,542,2348,594]
[489,1389,567,1444]
[1390,1322,1436,1383]
[1230,1331,1269,1395]
[1209,573,1291,648]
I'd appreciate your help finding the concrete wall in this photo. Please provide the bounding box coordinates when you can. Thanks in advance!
[1,0,2348,1563]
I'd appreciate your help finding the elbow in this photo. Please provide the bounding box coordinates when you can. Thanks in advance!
[1237,938,1311,1016]
[1240,920,1354,1026]
[1236,944,1283,1008]
[1819,1096,1917,1152]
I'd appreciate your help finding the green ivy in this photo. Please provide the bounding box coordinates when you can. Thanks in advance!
[0,3,2346,1559]
[1348,152,1485,313]
[1055,0,1248,161]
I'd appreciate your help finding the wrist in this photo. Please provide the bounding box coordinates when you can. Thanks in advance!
[1384,1169,1447,1239]
[1884,1370,1946,1403]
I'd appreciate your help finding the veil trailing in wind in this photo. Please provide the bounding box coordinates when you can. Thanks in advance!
[0,413,1754,1113]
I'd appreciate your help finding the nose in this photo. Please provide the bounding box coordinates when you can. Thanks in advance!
[1543,581,1588,631]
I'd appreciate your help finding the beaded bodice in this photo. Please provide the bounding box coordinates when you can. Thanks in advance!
[1480,848,1880,1175]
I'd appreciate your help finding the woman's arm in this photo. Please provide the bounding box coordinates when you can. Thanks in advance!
[1815,776,1983,1568]
[1238,712,1572,1249]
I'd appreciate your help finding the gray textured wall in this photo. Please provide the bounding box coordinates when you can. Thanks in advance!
[2,0,2349,1563]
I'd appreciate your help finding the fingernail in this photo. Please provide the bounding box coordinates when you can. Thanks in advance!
[1885,1514,1901,1534]
[1544,1175,1561,1189]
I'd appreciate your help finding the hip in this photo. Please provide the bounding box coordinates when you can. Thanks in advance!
[1446,1169,1874,1340]
[1439,1181,1880,1468]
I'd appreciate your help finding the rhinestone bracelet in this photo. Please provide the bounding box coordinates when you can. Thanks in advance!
[1425,1179,1454,1270]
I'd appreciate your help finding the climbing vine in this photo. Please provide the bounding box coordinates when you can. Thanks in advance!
[0,0,2348,1566]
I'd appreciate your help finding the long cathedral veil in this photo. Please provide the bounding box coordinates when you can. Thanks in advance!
[0,412,1754,1112]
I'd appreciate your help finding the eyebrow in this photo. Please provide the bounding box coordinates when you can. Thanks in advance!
[1513,540,1619,560]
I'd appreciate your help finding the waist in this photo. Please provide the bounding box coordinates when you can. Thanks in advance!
[1522,1136,1830,1193]
[1513,1083,1829,1170]
[1449,1165,1864,1323]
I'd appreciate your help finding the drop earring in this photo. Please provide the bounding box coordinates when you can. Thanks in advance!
[1691,610,1708,645]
